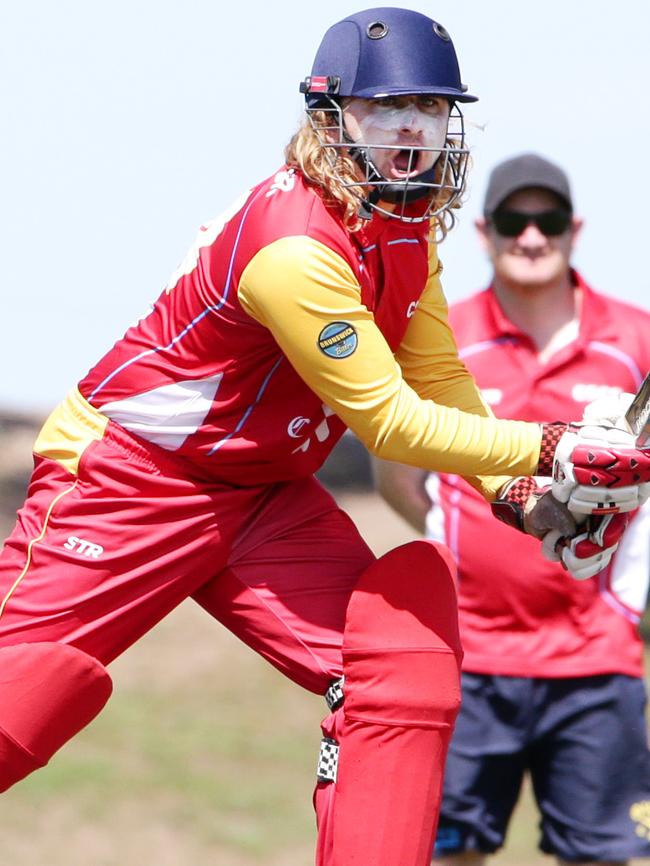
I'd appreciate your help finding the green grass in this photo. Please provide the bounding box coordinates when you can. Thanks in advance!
[1,604,322,865]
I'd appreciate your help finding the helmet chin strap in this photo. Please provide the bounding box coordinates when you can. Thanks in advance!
[378,167,439,203]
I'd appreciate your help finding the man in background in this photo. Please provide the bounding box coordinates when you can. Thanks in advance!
[375,153,650,865]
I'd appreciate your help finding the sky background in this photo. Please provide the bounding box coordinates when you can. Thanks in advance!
[3,0,649,412]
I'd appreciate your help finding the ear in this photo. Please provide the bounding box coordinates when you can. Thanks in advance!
[571,217,585,240]
[570,216,584,245]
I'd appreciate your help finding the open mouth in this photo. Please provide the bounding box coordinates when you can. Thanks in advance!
[389,149,420,178]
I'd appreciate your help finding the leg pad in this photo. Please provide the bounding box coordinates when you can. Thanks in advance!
[316,540,462,866]
[0,642,112,791]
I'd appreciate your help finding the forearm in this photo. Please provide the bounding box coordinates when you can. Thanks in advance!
[362,395,540,486]
[373,458,430,533]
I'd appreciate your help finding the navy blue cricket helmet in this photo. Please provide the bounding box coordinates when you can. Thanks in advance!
[299,8,476,224]
[301,7,477,107]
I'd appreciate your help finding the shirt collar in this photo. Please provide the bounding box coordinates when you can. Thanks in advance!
[483,268,611,344]
[355,210,429,250]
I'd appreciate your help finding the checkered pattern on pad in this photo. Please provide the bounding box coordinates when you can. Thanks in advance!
[538,422,568,475]
[324,676,344,710]
[317,737,339,783]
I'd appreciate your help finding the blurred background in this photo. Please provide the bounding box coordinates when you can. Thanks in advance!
[2,0,650,412]
[1,1,650,863]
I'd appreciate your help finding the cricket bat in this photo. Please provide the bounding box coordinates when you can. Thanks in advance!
[549,375,650,552]
[625,371,650,448]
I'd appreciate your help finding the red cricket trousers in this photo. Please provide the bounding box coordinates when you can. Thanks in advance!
[0,418,462,865]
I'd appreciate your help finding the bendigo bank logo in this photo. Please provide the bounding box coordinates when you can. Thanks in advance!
[318,322,358,359]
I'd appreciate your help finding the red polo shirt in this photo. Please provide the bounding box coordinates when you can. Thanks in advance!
[427,271,650,677]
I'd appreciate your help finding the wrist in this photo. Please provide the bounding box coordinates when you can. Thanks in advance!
[491,476,539,532]
[537,422,569,475]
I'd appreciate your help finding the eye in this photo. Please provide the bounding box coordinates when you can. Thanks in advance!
[418,96,446,113]
[375,96,400,109]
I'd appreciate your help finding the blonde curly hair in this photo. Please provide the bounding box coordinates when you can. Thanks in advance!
[285,110,468,240]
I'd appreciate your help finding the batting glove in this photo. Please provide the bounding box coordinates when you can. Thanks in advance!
[491,476,576,539]
[568,393,650,513]
[541,512,629,580]
[581,391,634,427]
[537,422,650,516]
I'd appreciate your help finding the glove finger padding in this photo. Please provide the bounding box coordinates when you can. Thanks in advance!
[546,513,629,580]
[551,424,650,514]
[564,483,644,516]
[581,392,634,427]
[571,442,650,487]
[541,529,563,562]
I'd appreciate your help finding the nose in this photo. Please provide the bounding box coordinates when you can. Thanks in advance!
[516,221,548,246]
[398,107,423,135]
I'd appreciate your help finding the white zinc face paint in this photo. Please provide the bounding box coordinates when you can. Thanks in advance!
[344,97,450,178]
[358,102,449,143]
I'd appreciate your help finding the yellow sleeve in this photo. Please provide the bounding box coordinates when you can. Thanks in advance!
[238,235,541,496]
[396,243,517,499]
[397,242,491,411]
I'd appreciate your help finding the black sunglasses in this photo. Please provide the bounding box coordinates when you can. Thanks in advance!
[490,208,572,238]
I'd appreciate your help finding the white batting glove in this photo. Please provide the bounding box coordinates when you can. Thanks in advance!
[564,391,650,511]
[492,477,576,539]
[551,424,650,514]
[544,423,650,516]
[581,392,634,427]
[492,477,627,579]
[542,512,629,580]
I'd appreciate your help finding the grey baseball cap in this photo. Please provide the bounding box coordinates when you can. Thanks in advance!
[483,153,573,216]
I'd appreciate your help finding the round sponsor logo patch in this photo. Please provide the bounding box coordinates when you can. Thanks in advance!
[318,322,358,359]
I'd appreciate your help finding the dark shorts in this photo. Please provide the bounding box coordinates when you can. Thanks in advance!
[434,672,650,862]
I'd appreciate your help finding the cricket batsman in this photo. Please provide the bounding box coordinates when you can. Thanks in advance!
[0,8,648,865]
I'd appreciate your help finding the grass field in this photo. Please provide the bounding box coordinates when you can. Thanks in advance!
[1,491,648,865]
